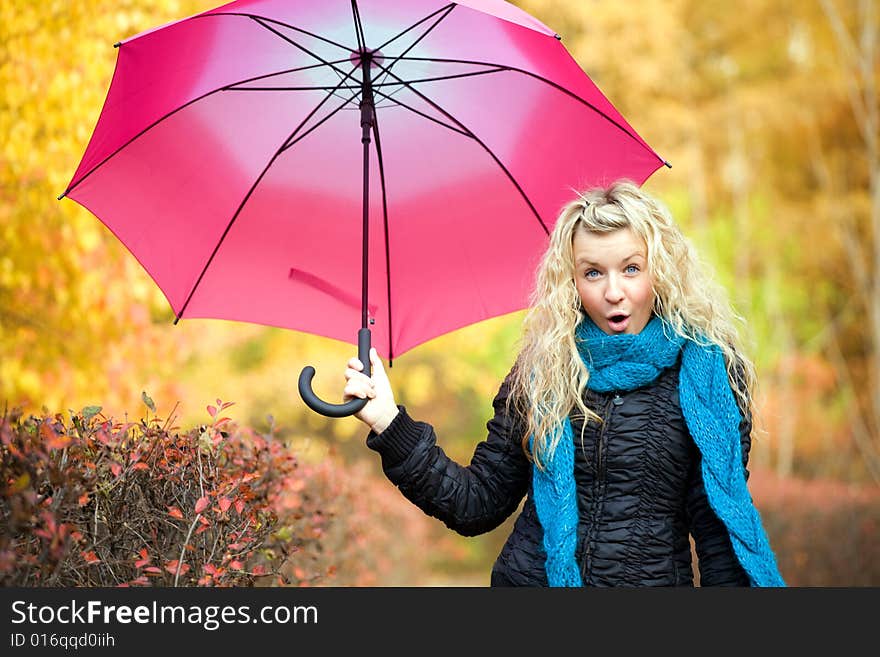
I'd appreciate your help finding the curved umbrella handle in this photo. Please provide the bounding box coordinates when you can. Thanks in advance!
[298,328,372,418]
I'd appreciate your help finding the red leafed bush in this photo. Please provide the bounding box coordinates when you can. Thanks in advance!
[747,468,880,586]
[270,453,442,586]
[0,400,298,586]
[1,400,452,587]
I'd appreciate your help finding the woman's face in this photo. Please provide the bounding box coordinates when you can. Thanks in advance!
[572,226,654,335]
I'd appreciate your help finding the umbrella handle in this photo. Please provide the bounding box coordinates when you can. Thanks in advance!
[298,328,372,418]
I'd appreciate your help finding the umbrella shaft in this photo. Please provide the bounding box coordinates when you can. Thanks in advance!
[361,132,370,329]
[359,54,375,331]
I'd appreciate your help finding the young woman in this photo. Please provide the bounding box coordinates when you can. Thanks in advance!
[342,179,785,587]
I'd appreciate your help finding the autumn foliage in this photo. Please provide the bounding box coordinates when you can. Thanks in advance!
[0,399,444,587]
[2,0,878,585]
[748,469,880,587]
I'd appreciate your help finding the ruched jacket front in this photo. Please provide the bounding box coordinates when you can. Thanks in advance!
[366,358,751,587]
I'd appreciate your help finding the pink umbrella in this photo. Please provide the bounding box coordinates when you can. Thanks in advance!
[62,0,668,417]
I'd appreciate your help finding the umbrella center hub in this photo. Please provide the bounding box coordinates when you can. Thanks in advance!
[349,47,385,70]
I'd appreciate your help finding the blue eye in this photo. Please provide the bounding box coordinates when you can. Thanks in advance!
[625,264,640,274]
[584,269,599,279]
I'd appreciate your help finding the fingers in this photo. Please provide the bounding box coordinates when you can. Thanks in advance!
[339,348,398,430]
[342,348,388,401]
[344,387,374,400]
[344,368,374,387]
[350,349,385,377]
[343,377,375,399]
[349,349,385,371]
[369,347,384,372]
[343,364,375,400]
[344,355,369,383]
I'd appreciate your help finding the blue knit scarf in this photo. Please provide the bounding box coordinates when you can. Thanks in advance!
[531,315,785,587]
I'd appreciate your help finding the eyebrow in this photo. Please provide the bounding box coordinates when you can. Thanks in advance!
[576,252,646,267]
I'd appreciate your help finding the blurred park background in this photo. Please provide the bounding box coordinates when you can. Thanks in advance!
[2,0,878,586]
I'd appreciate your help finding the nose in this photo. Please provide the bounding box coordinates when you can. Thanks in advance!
[604,274,624,303]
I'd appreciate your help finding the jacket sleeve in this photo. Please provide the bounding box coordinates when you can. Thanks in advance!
[365,371,531,537]
[685,376,752,587]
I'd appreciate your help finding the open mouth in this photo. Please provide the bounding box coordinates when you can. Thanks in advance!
[607,314,629,332]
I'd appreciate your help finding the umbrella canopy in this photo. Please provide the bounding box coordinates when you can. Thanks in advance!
[63,0,667,413]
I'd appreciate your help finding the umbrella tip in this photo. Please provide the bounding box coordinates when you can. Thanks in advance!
[113,42,121,48]
[57,191,66,200]
[555,33,562,40]
[664,160,672,168]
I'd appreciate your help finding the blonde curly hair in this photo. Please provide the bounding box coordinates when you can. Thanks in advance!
[508,179,757,470]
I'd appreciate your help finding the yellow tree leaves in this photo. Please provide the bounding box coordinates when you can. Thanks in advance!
[0,0,215,415]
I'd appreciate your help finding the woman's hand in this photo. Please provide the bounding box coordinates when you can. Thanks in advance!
[343,347,399,434]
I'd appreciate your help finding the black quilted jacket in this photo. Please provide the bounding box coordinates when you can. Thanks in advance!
[366,358,751,587]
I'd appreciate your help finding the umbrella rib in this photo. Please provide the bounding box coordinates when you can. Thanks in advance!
[60,58,355,197]
[382,67,506,86]
[368,90,395,365]
[368,4,456,93]
[280,90,361,152]
[226,66,509,93]
[374,62,550,235]
[222,69,476,140]
[196,12,355,53]
[175,68,362,322]
[370,86,470,138]
[227,84,358,92]
[373,3,455,54]
[249,16,358,92]
[394,56,663,158]
[350,0,367,53]
[371,66,508,108]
